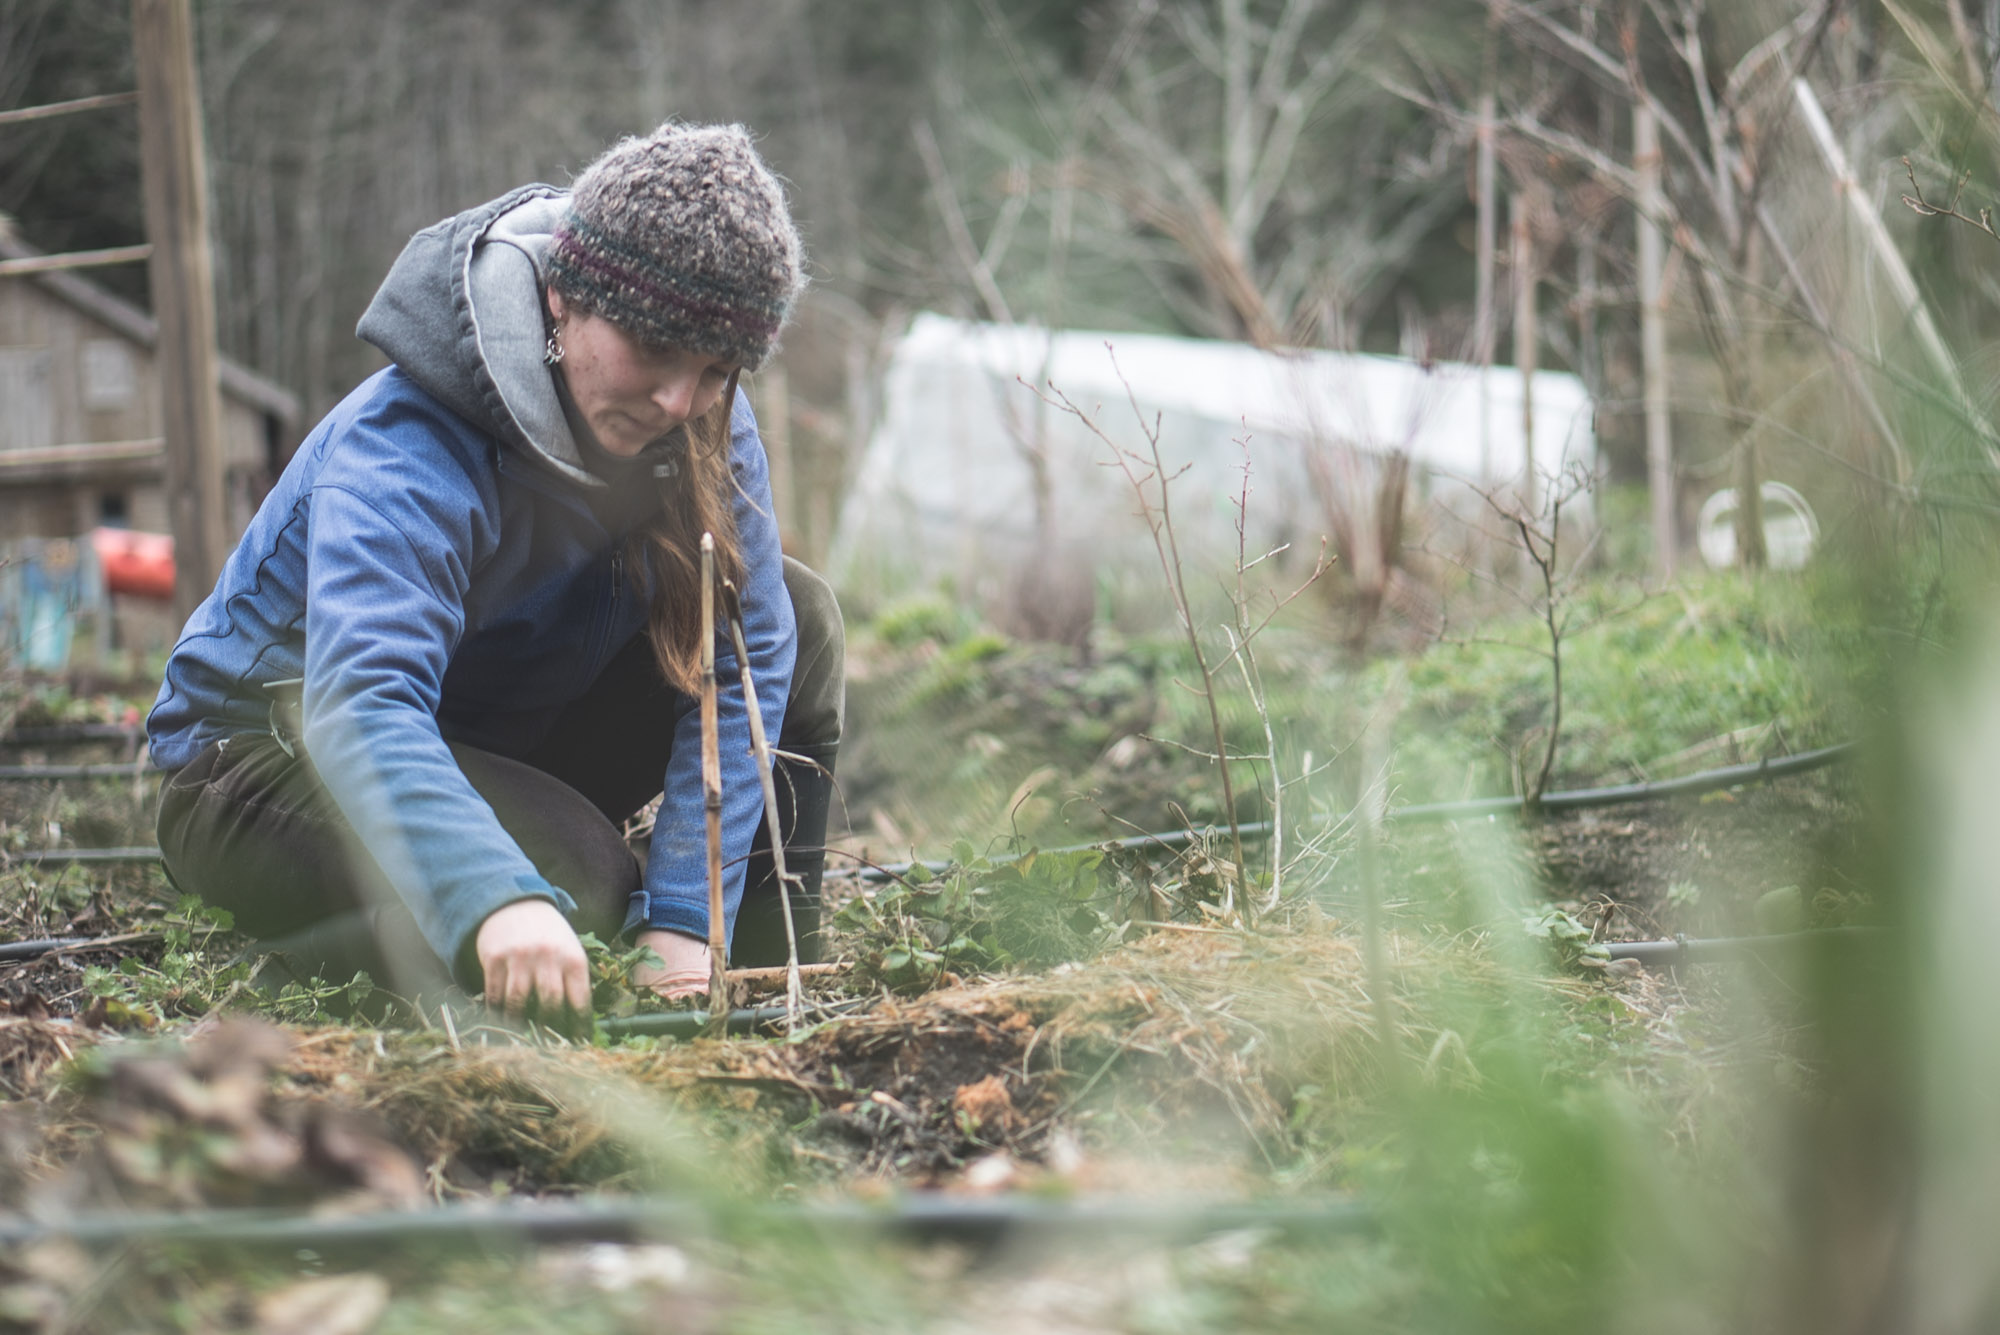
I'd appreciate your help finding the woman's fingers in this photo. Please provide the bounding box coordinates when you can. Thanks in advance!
[558,947,591,1014]
[475,898,591,1019]
[522,946,590,1018]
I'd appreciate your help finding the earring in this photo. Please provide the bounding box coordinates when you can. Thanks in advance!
[544,326,565,366]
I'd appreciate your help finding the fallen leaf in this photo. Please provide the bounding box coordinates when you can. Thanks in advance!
[950,1075,1015,1134]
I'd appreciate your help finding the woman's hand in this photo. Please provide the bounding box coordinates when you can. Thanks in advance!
[632,928,712,1000]
[476,899,591,1021]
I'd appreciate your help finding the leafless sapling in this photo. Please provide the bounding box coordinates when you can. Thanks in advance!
[1446,462,1616,807]
[1037,351,1328,917]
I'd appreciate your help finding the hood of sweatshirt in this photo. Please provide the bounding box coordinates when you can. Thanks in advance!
[356,185,609,489]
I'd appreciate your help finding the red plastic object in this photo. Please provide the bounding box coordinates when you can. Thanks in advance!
[89,527,176,601]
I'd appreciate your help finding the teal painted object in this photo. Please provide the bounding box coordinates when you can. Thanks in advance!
[4,538,100,672]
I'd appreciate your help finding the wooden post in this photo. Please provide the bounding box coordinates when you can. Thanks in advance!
[1635,105,1676,579]
[133,0,228,624]
[1472,85,1497,487]
[1511,192,1538,510]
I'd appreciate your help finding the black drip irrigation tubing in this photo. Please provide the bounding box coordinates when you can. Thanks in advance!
[0,1193,1376,1254]
[0,723,144,747]
[6,847,162,869]
[0,937,88,963]
[0,933,160,963]
[4,744,1855,883]
[841,743,1856,883]
[0,762,152,782]
[598,1003,870,1039]
[1602,925,1880,967]
[0,928,1882,974]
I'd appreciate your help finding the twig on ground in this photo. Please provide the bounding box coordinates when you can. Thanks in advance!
[729,962,843,986]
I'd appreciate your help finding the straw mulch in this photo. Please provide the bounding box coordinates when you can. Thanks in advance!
[7,920,1571,1205]
[271,920,1446,1192]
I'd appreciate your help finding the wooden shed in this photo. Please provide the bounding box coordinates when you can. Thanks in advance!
[0,234,300,542]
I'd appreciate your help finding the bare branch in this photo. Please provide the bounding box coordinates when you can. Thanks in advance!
[1903,157,2000,243]
[912,118,1014,325]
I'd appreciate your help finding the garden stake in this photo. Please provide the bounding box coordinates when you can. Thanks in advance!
[721,577,803,1026]
[699,534,730,1028]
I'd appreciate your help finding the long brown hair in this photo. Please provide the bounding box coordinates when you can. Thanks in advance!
[624,373,744,696]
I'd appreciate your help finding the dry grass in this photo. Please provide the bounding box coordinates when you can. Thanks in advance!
[1,919,1662,1210]
[0,1014,94,1100]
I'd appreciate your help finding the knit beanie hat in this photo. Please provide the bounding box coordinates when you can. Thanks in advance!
[545,122,804,371]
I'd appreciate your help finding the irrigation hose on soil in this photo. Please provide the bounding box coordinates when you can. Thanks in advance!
[844,743,1856,882]
[0,723,145,747]
[0,762,152,782]
[6,743,1854,876]
[0,927,1887,973]
[1601,925,1880,967]
[0,1193,1377,1255]
[599,1003,868,1039]
[7,847,162,869]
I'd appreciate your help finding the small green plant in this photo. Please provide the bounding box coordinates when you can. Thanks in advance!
[908,631,1011,705]
[262,971,378,1025]
[82,895,248,1020]
[834,844,1136,990]
[1521,906,1611,970]
[872,594,973,649]
[579,931,668,1018]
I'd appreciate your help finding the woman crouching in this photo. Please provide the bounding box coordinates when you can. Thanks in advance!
[145,123,842,1022]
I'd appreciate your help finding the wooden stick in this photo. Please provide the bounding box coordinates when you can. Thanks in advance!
[698,534,730,1029]
[720,578,803,1026]
[728,962,843,986]
[0,91,138,127]
[0,246,154,279]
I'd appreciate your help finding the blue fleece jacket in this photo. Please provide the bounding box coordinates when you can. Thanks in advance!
[146,186,795,972]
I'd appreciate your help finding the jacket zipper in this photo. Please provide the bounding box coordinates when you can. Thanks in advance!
[583,548,624,694]
[495,450,635,693]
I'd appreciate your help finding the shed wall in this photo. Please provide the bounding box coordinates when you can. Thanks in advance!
[0,276,273,540]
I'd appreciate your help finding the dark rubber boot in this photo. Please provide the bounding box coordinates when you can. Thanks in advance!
[731,743,837,969]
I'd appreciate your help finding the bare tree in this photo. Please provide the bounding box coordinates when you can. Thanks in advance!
[1390,0,1870,570]
[1073,0,1457,347]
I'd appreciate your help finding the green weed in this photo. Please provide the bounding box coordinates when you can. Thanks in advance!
[81,896,247,1021]
[831,842,1202,989]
